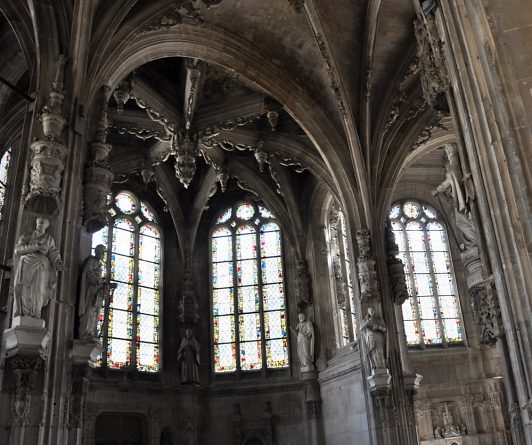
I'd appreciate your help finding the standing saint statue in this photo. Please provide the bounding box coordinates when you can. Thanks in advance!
[177,329,200,384]
[361,306,387,371]
[13,217,63,319]
[78,244,106,338]
[296,312,315,371]
[433,144,469,213]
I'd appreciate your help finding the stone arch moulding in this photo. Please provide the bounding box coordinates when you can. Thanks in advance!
[87,24,367,230]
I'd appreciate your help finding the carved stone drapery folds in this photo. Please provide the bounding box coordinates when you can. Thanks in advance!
[25,56,68,215]
[414,5,450,114]
[385,220,409,305]
[83,86,114,233]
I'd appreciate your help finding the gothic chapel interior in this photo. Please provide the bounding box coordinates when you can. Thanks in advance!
[0,0,530,444]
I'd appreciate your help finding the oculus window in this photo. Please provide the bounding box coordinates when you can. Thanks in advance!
[211,201,289,373]
[389,200,463,347]
[92,190,161,372]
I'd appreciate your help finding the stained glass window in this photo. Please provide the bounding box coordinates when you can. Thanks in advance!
[389,200,463,347]
[212,201,289,373]
[326,204,357,348]
[0,148,12,221]
[92,191,161,372]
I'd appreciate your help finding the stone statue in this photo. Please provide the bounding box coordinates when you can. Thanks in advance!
[78,245,106,338]
[177,329,200,384]
[295,312,314,371]
[433,144,468,213]
[13,217,63,318]
[361,306,387,370]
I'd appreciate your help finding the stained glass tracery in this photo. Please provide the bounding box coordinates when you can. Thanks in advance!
[92,190,161,372]
[212,202,289,373]
[389,200,463,347]
[0,148,12,220]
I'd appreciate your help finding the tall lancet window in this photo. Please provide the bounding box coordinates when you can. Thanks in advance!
[211,202,289,373]
[92,191,161,372]
[389,200,463,347]
[327,204,357,347]
[0,148,12,221]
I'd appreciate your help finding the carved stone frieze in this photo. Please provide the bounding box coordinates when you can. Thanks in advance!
[178,267,200,324]
[385,220,409,305]
[470,278,499,346]
[295,259,311,307]
[66,365,91,430]
[314,33,347,118]
[288,0,305,13]
[414,7,450,114]
[356,230,379,303]
[25,140,68,214]
[8,355,43,427]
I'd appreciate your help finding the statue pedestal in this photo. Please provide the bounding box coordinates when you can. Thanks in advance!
[3,316,49,359]
[404,373,423,389]
[72,338,103,367]
[368,368,391,390]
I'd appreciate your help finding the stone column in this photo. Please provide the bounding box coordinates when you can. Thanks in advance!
[3,317,49,445]
[423,0,532,441]
[302,371,325,445]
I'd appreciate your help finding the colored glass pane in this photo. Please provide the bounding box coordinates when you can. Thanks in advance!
[217,208,232,223]
[213,288,234,316]
[215,343,236,372]
[266,338,288,368]
[258,206,274,218]
[212,234,232,263]
[240,341,262,370]
[93,191,161,372]
[212,262,233,288]
[115,191,138,214]
[260,225,281,258]
[261,257,283,284]
[237,259,257,286]
[140,201,157,222]
[212,202,288,372]
[138,287,158,315]
[236,203,255,220]
[403,201,421,218]
[236,225,256,260]
[390,200,463,347]
[238,286,259,313]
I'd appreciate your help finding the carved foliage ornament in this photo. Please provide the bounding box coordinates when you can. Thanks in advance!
[26,56,68,215]
[385,220,409,305]
[413,9,450,114]
[83,87,114,234]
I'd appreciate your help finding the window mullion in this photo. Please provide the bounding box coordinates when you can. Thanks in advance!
[256,222,267,374]
[131,222,140,368]
[103,221,114,369]
[232,223,241,373]
[402,220,424,348]
[425,222,447,348]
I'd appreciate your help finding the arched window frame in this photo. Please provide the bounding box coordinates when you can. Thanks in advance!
[325,203,357,348]
[210,201,289,374]
[0,147,12,222]
[389,199,464,349]
[92,190,163,372]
